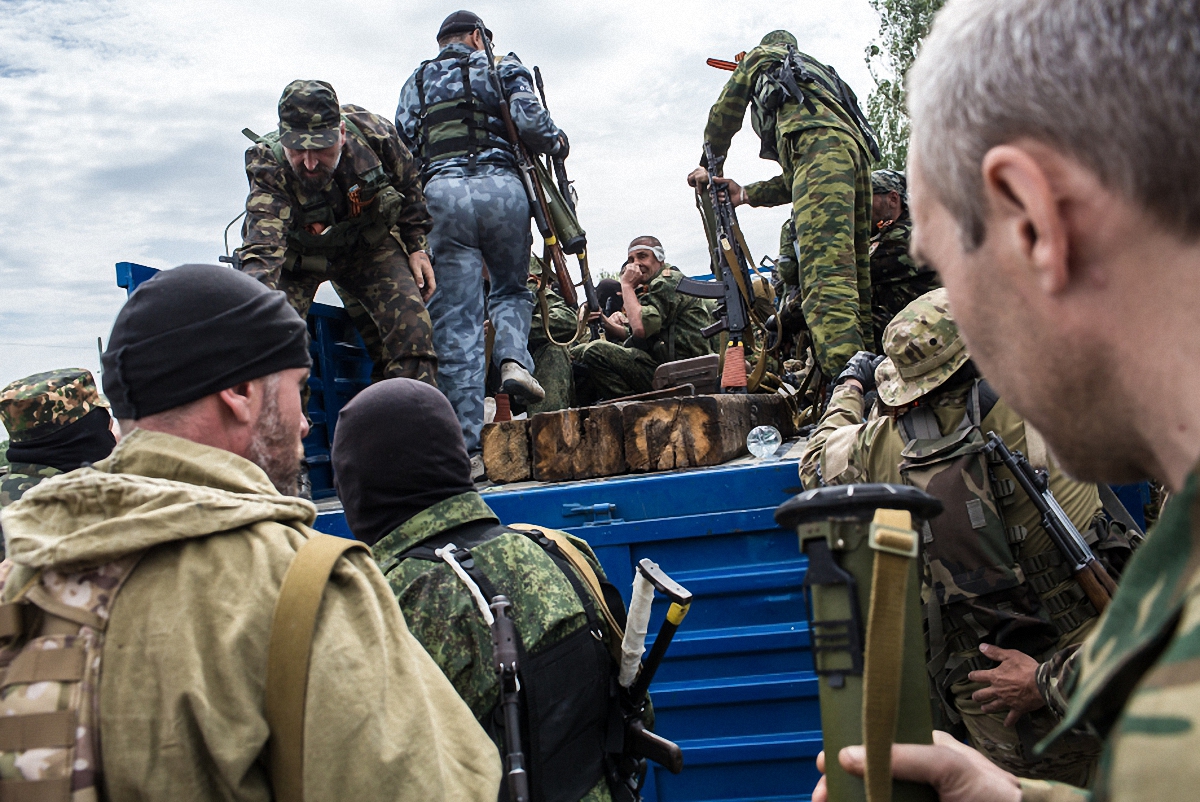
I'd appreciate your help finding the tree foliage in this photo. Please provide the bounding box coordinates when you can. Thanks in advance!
[864,0,946,170]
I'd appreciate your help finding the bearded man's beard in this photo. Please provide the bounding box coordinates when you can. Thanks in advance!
[246,382,303,495]
[296,162,336,193]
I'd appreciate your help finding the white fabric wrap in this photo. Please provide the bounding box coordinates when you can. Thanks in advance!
[619,571,656,687]
[627,244,665,263]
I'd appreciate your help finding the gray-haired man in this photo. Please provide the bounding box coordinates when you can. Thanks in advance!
[812,0,1200,800]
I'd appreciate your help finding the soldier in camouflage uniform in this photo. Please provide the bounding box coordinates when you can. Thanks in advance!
[527,255,585,414]
[0,369,116,555]
[688,29,874,380]
[396,11,567,467]
[236,79,437,384]
[799,290,1134,784]
[572,238,715,403]
[868,169,940,351]
[332,379,644,802]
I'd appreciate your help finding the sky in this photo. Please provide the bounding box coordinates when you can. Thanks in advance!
[0,0,885,433]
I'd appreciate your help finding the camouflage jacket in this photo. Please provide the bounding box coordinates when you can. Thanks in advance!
[1036,643,1083,720]
[1021,464,1200,802]
[237,105,432,286]
[625,264,716,365]
[395,42,564,178]
[0,462,61,556]
[702,43,868,205]
[374,491,614,802]
[869,209,940,347]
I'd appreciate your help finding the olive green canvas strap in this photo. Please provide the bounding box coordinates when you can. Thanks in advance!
[266,534,369,802]
[863,509,919,802]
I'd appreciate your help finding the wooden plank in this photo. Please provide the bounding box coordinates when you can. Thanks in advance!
[480,419,531,484]
[620,393,795,472]
[530,406,625,482]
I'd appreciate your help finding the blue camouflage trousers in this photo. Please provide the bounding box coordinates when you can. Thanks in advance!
[425,167,535,453]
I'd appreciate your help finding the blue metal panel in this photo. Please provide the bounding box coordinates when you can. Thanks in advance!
[1109,482,1151,530]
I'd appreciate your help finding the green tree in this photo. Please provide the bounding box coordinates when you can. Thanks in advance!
[865,0,946,170]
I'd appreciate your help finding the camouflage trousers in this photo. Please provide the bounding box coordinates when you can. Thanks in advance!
[779,127,873,377]
[425,168,535,453]
[274,235,437,383]
[528,343,574,414]
[951,678,1101,785]
[570,340,656,404]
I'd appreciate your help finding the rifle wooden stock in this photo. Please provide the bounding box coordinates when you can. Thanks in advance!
[1075,559,1117,612]
[626,720,683,774]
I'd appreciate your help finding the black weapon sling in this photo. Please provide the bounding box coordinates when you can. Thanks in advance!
[393,520,616,802]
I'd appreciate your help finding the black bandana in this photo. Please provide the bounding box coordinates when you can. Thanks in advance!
[332,379,474,546]
[101,264,311,420]
[5,407,116,472]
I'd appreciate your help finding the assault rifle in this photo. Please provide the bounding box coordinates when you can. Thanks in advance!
[477,24,578,312]
[490,596,530,802]
[677,142,760,392]
[984,432,1118,612]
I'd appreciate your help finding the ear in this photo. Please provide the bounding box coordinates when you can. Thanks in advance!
[980,145,1070,294]
[217,381,258,425]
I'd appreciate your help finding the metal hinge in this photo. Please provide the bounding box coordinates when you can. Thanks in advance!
[562,502,621,525]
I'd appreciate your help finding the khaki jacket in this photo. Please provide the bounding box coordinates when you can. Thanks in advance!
[0,428,501,801]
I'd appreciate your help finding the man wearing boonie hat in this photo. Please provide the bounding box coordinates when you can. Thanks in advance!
[799,289,1134,784]
[0,264,499,800]
[235,78,439,386]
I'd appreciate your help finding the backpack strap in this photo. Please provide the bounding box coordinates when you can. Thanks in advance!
[266,534,370,802]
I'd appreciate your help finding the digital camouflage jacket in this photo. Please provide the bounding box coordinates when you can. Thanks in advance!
[374,491,619,802]
[0,462,61,557]
[1021,464,1200,801]
[869,209,940,349]
[626,264,715,365]
[237,105,432,287]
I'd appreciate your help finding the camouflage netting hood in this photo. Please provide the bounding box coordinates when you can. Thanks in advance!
[1,428,315,568]
[875,287,970,407]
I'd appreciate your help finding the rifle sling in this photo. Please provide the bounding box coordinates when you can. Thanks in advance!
[266,534,370,802]
[862,509,919,802]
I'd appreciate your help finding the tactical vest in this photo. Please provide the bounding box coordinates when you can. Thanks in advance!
[0,553,142,799]
[394,521,626,802]
[750,46,881,163]
[896,381,1098,723]
[413,51,511,176]
[256,117,407,273]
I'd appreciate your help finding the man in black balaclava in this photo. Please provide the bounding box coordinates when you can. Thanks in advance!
[333,378,648,802]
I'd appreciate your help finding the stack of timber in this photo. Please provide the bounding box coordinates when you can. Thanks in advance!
[481,393,795,484]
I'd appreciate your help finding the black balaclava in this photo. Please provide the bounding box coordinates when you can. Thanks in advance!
[101,264,311,420]
[333,379,475,546]
[4,407,116,471]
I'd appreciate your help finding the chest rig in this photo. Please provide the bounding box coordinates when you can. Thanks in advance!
[392,521,623,802]
[0,554,143,799]
[897,381,1099,722]
[413,49,512,177]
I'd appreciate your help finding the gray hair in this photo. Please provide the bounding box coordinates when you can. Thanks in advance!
[908,0,1200,249]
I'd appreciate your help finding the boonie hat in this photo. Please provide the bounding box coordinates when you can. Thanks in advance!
[875,288,970,407]
[0,368,103,443]
[438,10,491,42]
[277,80,342,151]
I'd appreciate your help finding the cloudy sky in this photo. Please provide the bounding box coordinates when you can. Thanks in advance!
[0,0,884,426]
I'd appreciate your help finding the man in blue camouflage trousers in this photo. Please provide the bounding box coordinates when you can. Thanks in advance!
[396,11,568,472]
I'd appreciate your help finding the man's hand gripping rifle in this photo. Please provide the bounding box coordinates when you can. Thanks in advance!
[616,559,693,787]
[677,142,778,392]
[983,432,1118,612]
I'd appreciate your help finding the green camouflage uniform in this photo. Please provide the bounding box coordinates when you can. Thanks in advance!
[571,264,715,403]
[800,292,1109,784]
[527,256,585,414]
[0,369,108,557]
[868,171,940,352]
[1019,464,1200,801]
[373,491,615,802]
[236,80,436,383]
[703,31,873,379]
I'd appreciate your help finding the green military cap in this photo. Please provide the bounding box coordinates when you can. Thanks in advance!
[760,30,798,48]
[0,368,104,443]
[871,169,907,197]
[277,79,342,151]
[875,288,969,407]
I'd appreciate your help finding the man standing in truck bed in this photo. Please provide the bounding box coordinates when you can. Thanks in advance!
[236,79,438,384]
